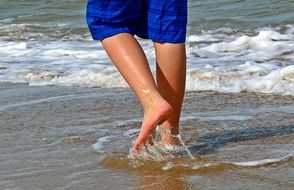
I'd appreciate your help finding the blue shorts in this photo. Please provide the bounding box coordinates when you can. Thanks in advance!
[86,0,188,43]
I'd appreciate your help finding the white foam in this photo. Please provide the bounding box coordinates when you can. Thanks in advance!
[160,153,293,171]
[92,136,115,153]
[0,25,293,95]
[186,60,294,95]
[202,30,291,52]
[0,42,30,56]
[231,152,293,167]
[188,34,221,43]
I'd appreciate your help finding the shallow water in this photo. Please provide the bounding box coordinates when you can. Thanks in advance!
[0,83,293,189]
[0,1,293,188]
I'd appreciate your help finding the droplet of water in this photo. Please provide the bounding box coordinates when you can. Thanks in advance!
[128,125,194,161]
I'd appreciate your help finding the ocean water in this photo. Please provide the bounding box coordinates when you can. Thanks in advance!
[0,83,293,189]
[0,1,294,189]
[0,0,293,95]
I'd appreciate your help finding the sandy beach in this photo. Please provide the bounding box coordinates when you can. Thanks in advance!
[0,82,293,189]
[1,0,293,189]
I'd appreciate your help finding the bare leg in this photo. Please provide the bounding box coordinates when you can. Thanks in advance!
[153,42,186,144]
[101,33,173,150]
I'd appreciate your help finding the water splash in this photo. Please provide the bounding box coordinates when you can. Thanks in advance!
[128,125,193,161]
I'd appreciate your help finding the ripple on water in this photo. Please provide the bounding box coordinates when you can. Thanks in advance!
[96,126,293,173]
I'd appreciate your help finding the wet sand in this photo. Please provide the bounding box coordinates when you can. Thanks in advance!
[0,82,293,190]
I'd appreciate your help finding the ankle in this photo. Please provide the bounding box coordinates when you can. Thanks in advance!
[160,121,179,135]
[158,125,180,145]
[142,94,172,114]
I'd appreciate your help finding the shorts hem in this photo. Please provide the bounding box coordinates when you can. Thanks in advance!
[90,29,134,41]
[148,37,186,44]
[135,34,186,44]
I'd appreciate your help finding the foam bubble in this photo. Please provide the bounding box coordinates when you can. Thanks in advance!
[0,26,293,95]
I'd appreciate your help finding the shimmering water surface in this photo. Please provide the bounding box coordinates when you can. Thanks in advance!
[0,0,294,189]
[0,83,293,189]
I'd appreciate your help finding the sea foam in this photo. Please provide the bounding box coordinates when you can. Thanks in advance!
[0,25,293,95]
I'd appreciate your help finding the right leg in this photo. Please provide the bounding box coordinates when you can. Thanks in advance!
[101,33,173,150]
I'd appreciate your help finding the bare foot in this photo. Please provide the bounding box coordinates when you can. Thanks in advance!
[133,99,173,150]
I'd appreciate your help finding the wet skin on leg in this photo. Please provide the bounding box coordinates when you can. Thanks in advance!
[101,33,173,150]
[153,42,186,145]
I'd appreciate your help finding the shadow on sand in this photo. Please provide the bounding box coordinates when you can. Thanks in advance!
[188,125,294,156]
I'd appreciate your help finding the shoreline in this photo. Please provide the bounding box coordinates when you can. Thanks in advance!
[1,82,293,190]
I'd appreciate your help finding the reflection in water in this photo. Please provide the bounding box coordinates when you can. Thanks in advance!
[136,171,192,190]
[1,84,293,189]
[101,123,294,189]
